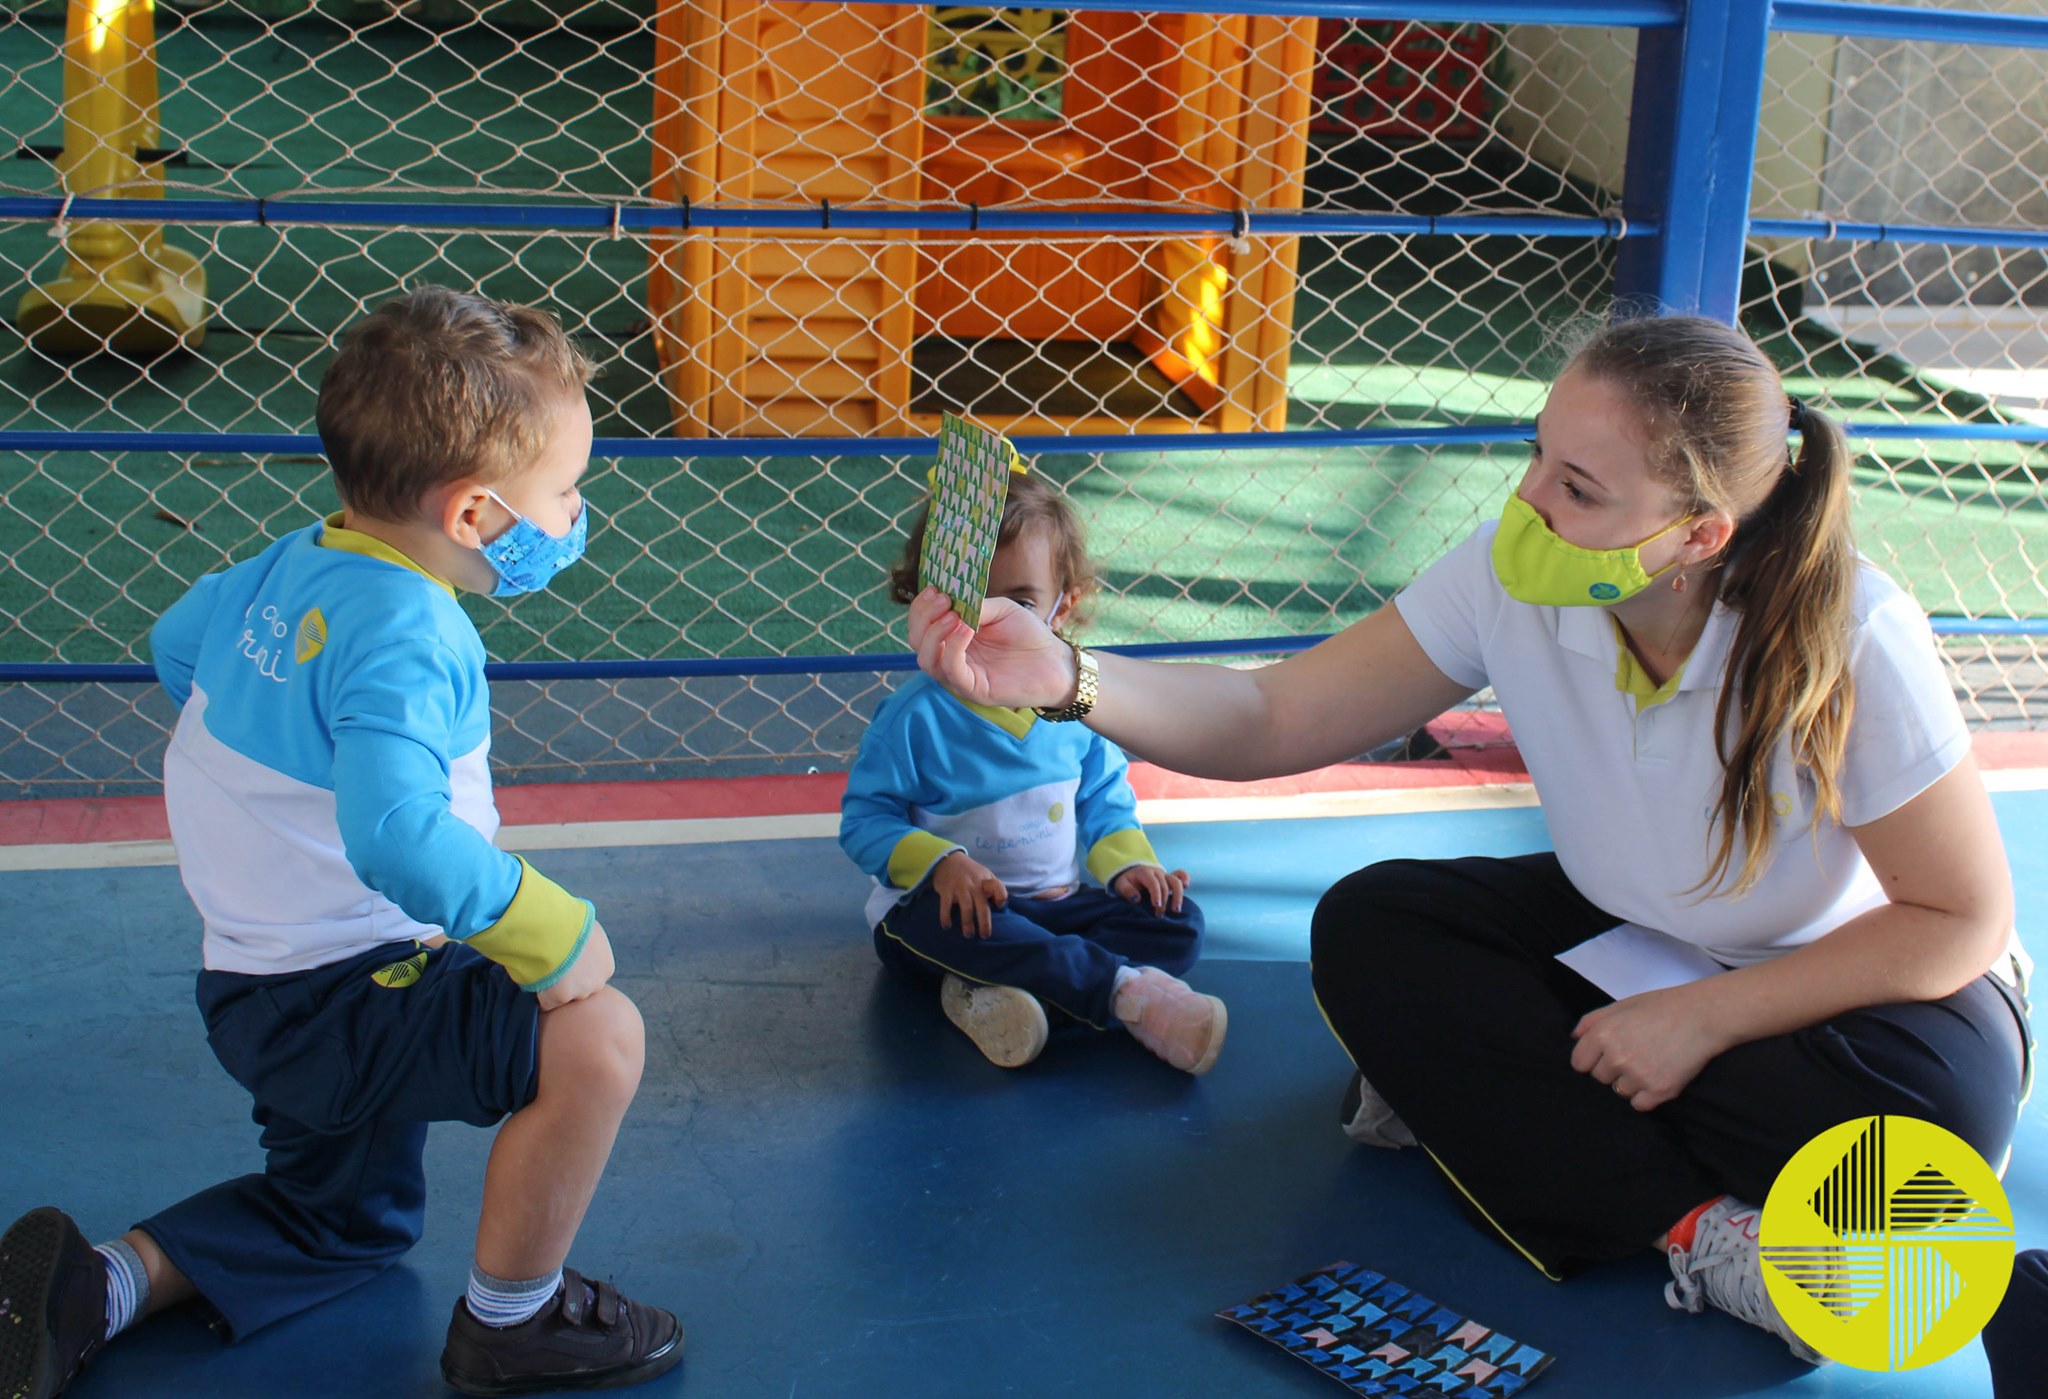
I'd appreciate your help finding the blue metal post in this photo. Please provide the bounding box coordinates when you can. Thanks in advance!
[1614,0,1773,320]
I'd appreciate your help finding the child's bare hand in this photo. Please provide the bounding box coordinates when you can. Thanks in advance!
[933,850,1008,938]
[1113,865,1190,914]
[909,588,1074,710]
[537,919,616,1011]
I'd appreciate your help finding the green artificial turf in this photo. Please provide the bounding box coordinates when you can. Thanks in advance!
[4,9,2044,673]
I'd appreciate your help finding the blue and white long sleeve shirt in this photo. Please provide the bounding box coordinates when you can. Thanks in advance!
[151,514,592,990]
[839,673,1162,927]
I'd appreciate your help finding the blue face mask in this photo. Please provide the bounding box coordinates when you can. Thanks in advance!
[479,488,590,597]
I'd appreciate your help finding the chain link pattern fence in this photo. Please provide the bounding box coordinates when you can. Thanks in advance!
[0,3,2042,796]
[1746,21,2048,727]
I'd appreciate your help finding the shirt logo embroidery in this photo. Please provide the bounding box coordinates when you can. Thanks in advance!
[235,604,291,684]
[296,607,328,664]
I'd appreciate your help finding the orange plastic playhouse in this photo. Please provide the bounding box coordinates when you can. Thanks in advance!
[648,2,1315,437]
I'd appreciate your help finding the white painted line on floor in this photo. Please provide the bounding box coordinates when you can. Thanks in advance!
[8,772,2047,873]
[500,813,841,851]
[1137,782,1540,824]
[0,840,179,872]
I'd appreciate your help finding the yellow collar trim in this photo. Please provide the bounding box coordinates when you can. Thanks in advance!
[317,512,456,597]
[1611,617,1685,710]
[962,697,1036,739]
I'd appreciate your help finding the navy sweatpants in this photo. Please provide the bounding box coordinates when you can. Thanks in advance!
[1310,853,2032,1278]
[138,940,540,1339]
[875,884,1203,1028]
[1986,1248,2048,1399]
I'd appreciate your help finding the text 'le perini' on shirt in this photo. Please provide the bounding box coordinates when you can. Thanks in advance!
[838,672,1162,929]
[149,513,592,991]
[1395,520,2030,982]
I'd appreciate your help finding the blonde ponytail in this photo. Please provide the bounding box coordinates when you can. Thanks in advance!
[1705,399,1857,895]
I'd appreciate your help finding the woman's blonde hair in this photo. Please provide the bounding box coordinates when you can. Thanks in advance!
[1567,314,1857,896]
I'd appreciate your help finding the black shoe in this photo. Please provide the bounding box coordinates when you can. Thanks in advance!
[0,1208,109,1399]
[440,1269,683,1396]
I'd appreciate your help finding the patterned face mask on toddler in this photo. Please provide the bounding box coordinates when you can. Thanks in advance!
[479,487,591,597]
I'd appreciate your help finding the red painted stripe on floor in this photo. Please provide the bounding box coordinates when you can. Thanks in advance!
[4,724,2045,847]
[1966,729,2048,771]
[0,794,169,846]
[0,772,858,847]
[492,772,851,826]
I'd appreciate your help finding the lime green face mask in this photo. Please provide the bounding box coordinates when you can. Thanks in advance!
[1490,493,1689,607]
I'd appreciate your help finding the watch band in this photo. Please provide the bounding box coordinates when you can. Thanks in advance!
[1034,643,1098,722]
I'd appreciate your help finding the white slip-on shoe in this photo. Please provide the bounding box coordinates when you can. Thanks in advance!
[939,973,1049,1068]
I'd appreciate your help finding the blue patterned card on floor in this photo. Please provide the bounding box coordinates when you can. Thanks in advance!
[1218,1262,1555,1398]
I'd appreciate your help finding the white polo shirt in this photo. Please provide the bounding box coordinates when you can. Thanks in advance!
[1395,522,1979,968]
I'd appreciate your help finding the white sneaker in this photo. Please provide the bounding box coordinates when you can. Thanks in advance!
[1665,1196,1831,1366]
[939,974,1048,1069]
[1339,1072,1416,1149]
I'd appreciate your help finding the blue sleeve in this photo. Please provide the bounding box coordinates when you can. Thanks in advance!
[1075,733,1160,885]
[149,572,228,709]
[838,715,960,890]
[329,637,524,939]
[1074,733,1144,849]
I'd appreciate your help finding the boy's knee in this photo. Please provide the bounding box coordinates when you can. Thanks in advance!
[541,987,645,1102]
[593,989,647,1091]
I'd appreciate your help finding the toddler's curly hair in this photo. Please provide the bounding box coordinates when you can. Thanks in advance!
[886,469,1099,631]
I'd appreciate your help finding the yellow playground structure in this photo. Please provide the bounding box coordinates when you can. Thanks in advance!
[649,0,1315,437]
[17,0,209,355]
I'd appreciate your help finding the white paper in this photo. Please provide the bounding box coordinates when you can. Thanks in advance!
[1555,921,1726,1001]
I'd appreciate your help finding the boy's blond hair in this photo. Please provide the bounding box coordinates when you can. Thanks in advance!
[315,285,596,521]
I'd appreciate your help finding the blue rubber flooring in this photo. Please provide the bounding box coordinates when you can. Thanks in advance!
[5,791,2045,1398]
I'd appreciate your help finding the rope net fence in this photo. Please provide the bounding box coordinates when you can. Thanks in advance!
[0,3,2042,796]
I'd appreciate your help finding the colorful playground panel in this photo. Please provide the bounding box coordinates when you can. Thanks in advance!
[646,0,1314,437]
[1220,1261,1556,1398]
[1308,21,1498,143]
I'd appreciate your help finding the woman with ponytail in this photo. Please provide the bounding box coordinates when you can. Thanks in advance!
[904,314,2030,1361]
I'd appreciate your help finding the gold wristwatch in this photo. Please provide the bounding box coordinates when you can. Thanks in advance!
[1034,642,1098,722]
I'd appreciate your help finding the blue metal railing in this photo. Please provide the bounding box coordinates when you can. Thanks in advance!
[4,606,2044,694]
[6,0,2048,689]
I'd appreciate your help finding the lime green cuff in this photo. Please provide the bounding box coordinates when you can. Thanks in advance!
[888,830,963,891]
[1086,829,1159,886]
[465,857,595,992]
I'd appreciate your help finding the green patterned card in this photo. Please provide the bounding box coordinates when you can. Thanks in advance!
[919,413,1023,628]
